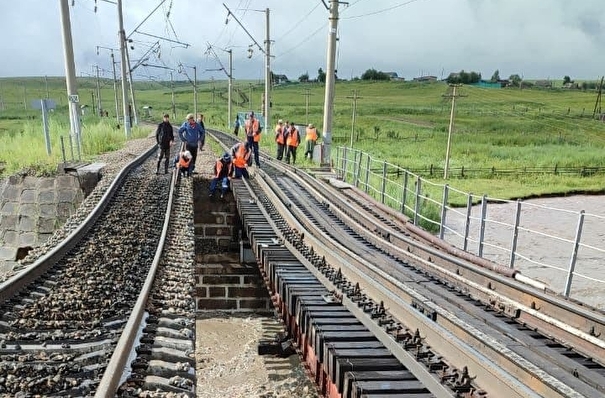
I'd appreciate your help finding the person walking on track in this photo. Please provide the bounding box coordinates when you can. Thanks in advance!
[178,113,205,175]
[155,113,174,174]
[244,111,262,168]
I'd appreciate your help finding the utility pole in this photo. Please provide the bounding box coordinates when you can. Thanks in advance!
[228,49,233,129]
[110,51,120,123]
[321,0,346,166]
[346,90,362,147]
[170,72,176,120]
[44,75,50,99]
[117,0,131,137]
[95,65,102,115]
[302,88,312,124]
[264,7,271,133]
[443,85,465,179]
[125,45,138,126]
[194,66,198,118]
[593,76,604,119]
[59,0,82,159]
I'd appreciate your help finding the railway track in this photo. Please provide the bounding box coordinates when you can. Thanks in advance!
[210,129,605,397]
[1,125,604,397]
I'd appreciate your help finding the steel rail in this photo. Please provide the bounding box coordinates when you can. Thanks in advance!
[0,144,157,303]
[94,155,179,396]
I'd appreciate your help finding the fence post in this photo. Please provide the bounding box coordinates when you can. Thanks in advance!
[342,147,348,181]
[509,199,522,268]
[564,210,585,297]
[439,184,449,240]
[60,136,67,163]
[478,194,487,257]
[414,176,421,226]
[400,171,408,214]
[463,193,472,251]
[364,155,371,193]
[355,150,362,188]
[380,161,387,204]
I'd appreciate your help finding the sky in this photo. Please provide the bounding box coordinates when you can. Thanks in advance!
[2,0,605,83]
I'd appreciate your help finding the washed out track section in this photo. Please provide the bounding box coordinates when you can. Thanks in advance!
[230,178,444,398]
[0,144,175,396]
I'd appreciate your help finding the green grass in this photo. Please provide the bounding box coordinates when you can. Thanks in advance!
[1,77,604,200]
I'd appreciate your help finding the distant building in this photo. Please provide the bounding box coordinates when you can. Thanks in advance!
[534,80,552,88]
[413,75,437,82]
[384,72,404,81]
[273,74,289,85]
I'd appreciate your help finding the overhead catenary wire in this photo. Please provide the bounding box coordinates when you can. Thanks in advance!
[341,0,426,19]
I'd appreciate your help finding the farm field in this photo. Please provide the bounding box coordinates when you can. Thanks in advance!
[0,76,604,199]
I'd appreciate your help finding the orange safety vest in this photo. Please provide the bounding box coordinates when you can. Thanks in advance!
[305,127,318,142]
[245,117,261,142]
[178,156,191,169]
[215,159,233,178]
[232,144,250,168]
[286,128,299,147]
[275,124,285,145]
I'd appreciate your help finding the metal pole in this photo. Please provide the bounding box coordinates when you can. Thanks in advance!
[444,85,457,179]
[170,72,176,120]
[509,199,522,268]
[117,0,131,137]
[463,193,472,251]
[564,211,586,297]
[364,155,370,193]
[192,66,197,118]
[478,194,487,257]
[321,0,339,165]
[45,75,50,99]
[439,184,449,240]
[380,161,387,204]
[59,0,82,157]
[228,49,233,130]
[414,176,421,226]
[95,65,102,115]
[41,100,51,156]
[111,51,120,123]
[60,136,66,163]
[264,8,271,133]
[355,150,362,188]
[125,45,138,126]
[401,171,408,214]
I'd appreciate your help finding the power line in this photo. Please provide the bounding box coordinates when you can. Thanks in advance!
[274,2,322,42]
[342,0,426,19]
[274,23,325,59]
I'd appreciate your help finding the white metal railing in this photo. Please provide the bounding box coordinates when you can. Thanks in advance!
[334,146,605,309]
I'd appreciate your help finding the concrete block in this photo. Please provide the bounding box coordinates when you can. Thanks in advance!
[57,202,75,219]
[56,175,79,189]
[38,190,56,204]
[77,163,105,197]
[39,204,57,217]
[58,189,77,203]
[3,185,20,201]
[19,203,38,217]
[22,176,38,189]
[3,230,18,246]
[0,246,17,261]
[39,178,55,190]
[19,232,37,247]
[37,217,57,234]
[1,202,18,215]
[20,189,36,203]
[18,216,36,232]
[36,233,53,244]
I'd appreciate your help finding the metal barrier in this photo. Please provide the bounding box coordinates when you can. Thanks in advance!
[334,146,605,308]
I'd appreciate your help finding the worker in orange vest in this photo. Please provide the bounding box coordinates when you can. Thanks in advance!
[284,122,301,165]
[304,123,318,160]
[230,141,251,179]
[244,111,262,168]
[275,119,286,161]
[209,152,233,198]
[175,150,192,178]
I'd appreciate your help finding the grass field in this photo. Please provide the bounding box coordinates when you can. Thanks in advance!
[0,76,604,199]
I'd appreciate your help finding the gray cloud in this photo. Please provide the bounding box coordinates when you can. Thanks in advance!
[2,0,605,83]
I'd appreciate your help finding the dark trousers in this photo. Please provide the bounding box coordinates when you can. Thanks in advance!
[305,140,316,159]
[157,146,170,173]
[210,176,230,194]
[276,143,285,160]
[185,144,198,173]
[286,146,297,164]
[233,166,249,179]
[246,136,260,166]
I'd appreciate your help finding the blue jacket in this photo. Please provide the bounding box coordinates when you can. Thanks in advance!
[178,121,205,146]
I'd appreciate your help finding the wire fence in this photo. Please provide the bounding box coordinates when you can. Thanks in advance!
[333,146,605,309]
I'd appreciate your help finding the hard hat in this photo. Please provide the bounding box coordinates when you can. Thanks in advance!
[183,150,192,160]
[222,152,232,162]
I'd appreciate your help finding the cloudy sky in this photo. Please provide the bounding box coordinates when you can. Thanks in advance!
[3,0,605,82]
